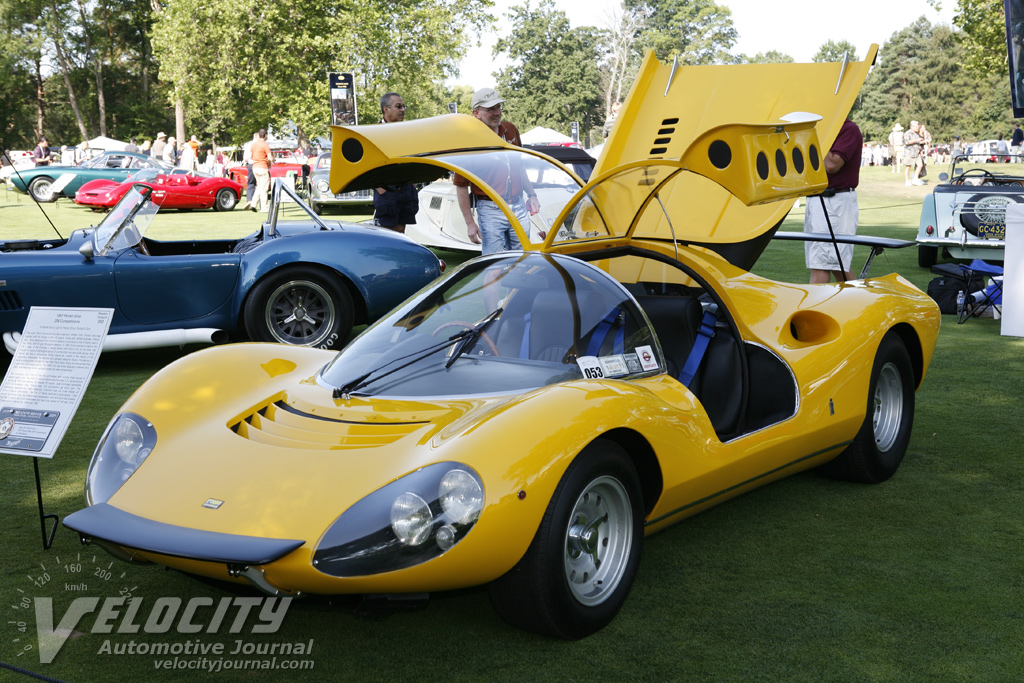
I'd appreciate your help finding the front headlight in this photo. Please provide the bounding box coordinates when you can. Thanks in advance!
[312,462,484,577]
[315,179,330,193]
[86,413,156,505]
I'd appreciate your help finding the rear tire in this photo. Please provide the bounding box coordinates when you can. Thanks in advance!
[819,333,915,483]
[243,267,353,348]
[214,188,237,211]
[28,176,57,202]
[489,439,643,639]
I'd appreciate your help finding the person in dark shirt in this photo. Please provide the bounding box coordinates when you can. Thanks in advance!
[372,92,418,234]
[32,137,50,166]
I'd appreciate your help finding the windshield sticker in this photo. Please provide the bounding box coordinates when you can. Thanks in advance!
[623,353,643,374]
[635,345,659,371]
[576,356,605,379]
[598,355,629,378]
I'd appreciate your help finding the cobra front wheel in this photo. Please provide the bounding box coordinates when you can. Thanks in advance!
[243,267,354,348]
[489,439,643,639]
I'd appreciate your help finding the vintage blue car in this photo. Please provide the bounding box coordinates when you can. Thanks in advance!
[0,181,443,354]
[8,150,173,202]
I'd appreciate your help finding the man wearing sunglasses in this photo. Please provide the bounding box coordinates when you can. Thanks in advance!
[373,92,418,234]
[455,87,539,254]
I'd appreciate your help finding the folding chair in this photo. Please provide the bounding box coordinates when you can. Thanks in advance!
[958,259,1004,323]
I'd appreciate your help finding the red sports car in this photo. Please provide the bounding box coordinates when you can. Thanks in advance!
[226,150,307,185]
[74,169,243,211]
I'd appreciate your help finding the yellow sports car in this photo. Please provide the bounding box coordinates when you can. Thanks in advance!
[65,48,941,639]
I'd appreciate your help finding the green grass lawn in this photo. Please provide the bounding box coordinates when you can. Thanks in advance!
[2,168,1022,682]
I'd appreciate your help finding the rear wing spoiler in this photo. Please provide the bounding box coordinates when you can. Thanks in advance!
[773,231,914,279]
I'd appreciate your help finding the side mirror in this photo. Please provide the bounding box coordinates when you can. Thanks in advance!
[79,239,94,260]
[939,172,949,182]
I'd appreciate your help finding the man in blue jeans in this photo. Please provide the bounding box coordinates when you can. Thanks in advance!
[454,87,539,254]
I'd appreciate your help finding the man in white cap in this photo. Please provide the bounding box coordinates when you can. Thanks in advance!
[887,122,903,174]
[151,132,167,159]
[454,87,539,253]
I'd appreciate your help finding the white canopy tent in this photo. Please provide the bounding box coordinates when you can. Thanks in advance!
[85,136,129,152]
[520,126,572,145]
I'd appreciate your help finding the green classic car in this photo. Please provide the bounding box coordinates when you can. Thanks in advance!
[8,151,173,202]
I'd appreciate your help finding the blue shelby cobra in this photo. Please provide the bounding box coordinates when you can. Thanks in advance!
[0,181,443,354]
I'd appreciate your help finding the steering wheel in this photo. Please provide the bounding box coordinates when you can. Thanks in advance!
[432,321,500,356]
[953,168,997,185]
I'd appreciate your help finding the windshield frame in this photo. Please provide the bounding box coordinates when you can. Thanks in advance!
[93,184,159,255]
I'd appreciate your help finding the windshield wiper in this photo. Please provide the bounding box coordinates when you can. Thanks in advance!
[332,329,475,399]
[445,307,503,369]
[331,307,505,399]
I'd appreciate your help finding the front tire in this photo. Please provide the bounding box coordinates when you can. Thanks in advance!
[214,188,237,211]
[311,200,322,215]
[243,267,354,348]
[28,176,57,202]
[819,333,915,483]
[489,439,643,639]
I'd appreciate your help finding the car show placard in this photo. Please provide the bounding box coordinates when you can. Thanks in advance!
[329,72,358,126]
[0,307,113,458]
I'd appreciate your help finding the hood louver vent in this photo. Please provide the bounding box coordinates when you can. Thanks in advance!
[230,400,427,450]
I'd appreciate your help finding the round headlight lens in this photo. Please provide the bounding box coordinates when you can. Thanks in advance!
[316,180,330,193]
[390,492,432,546]
[439,469,483,525]
[114,416,149,465]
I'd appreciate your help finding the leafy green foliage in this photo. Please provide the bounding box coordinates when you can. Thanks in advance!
[855,18,1013,143]
[151,0,491,146]
[953,0,1007,75]
[625,0,737,64]
[494,1,603,141]
[813,39,858,63]
[734,50,794,64]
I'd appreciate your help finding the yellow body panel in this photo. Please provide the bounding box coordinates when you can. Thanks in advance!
[597,48,877,244]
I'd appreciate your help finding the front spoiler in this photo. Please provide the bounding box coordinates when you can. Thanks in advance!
[64,503,305,565]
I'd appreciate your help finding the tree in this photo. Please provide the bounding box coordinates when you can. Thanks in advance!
[597,3,646,122]
[733,50,794,64]
[493,1,603,140]
[152,0,491,147]
[626,0,737,65]
[953,0,1006,75]
[855,18,1012,142]
[813,40,858,63]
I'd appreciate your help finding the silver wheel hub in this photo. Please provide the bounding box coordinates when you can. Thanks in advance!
[872,361,904,452]
[563,475,632,607]
[264,280,335,346]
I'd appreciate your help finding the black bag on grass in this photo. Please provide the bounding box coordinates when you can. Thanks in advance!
[927,264,984,314]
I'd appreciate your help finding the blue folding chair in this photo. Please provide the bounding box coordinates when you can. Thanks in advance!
[958,259,1004,323]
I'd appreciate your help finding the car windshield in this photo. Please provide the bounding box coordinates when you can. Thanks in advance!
[319,252,663,398]
[950,151,1024,182]
[93,186,159,255]
[315,153,330,171]
[129,168,160,182]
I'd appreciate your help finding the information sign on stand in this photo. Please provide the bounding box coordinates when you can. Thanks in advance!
[0,307,113,548]
[1003,206,1024,337]
[328,72,358,126]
